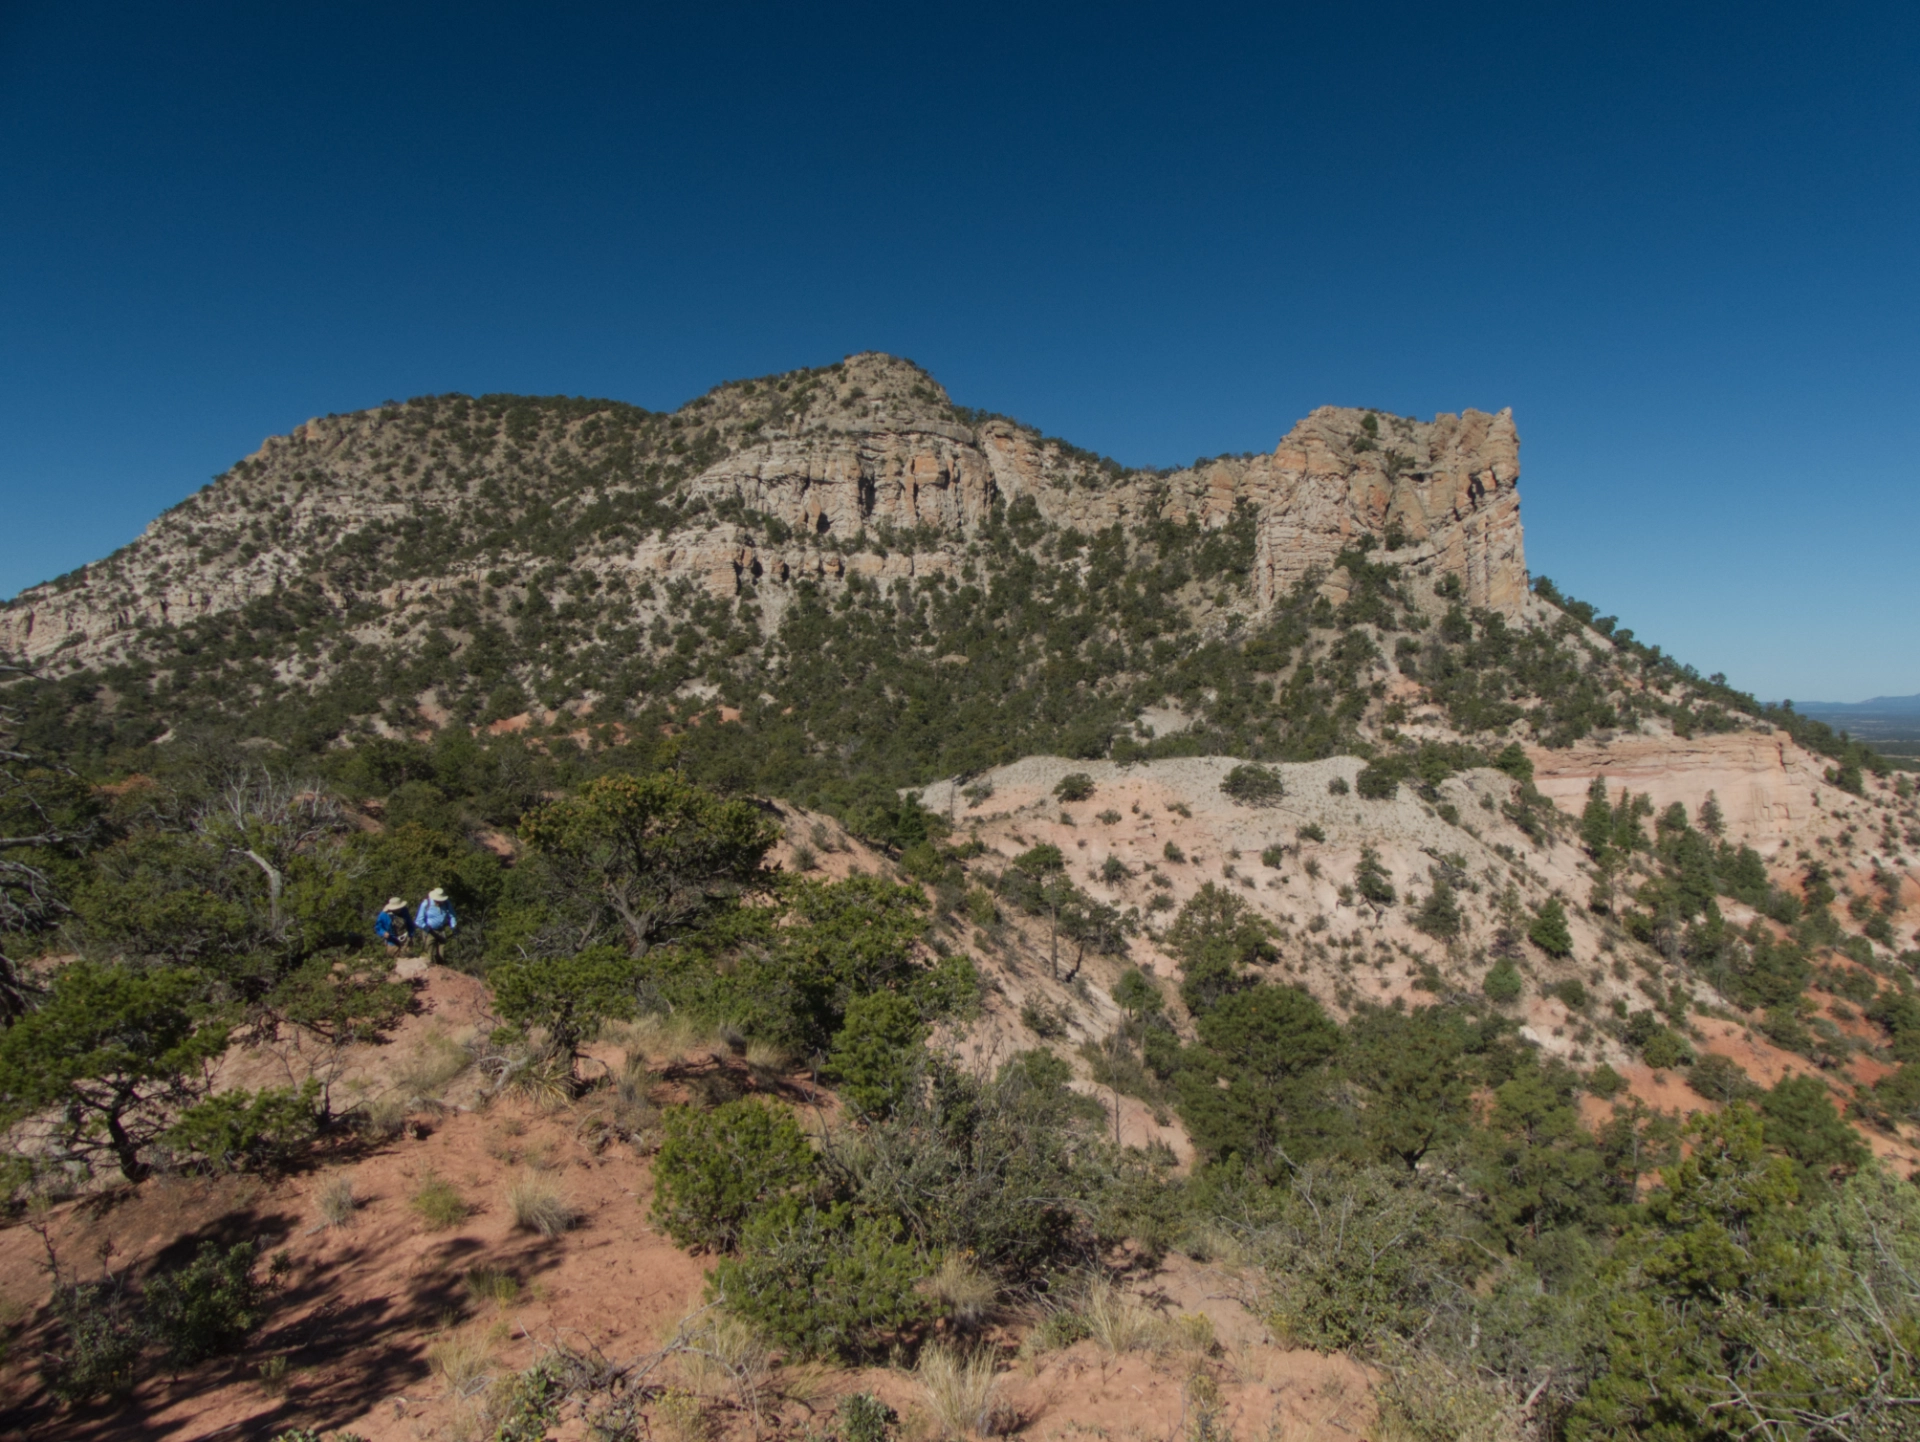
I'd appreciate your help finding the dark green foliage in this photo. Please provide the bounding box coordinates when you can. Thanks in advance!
[1258,1163,1469,1351]
[1483,958,1523,1004]
[1687,1052,1758,1104]
[1220,763,1285,806]
[163,1080,323,1172]
[0,961,231,1182]
[1545,978,1587,1011]
[708,1198,928,1361]
[1354,758,1404,799]
[1344,1006,1475,1171]
[839,1052,1115,1283]
[1110,968,1164,1027]
[1586,1062,1626,1098]
[637,874,933,1054]
[516,771,777,956]
[143,1241,281,1366]
[1052,772,1095,802]
[649,1099,817,1252]
[837,1392,898,1442]
[1758,1075,1868,1179]
[1164,884,1274,1014]
[491,1358,566,1442]
[1354,848,1396,906]
[1411,878,1462,940]
[828,991,927,1119]
[1528,897,1573,957]
[41,1275,142,1403]
[1570,1111,1919,1441]
[488,945,644,1066]
[1175,984,1343,1173]
[1470,1057,1608,1250]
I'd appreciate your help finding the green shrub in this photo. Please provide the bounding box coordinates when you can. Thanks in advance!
[1257,1163,1465,1351]
[1528,898,1573,957]
[1688,1052,1757,1104]
[1639,1027,1692,1070]
[144,1240,282,1366]
[1355,849,1396,906]
[708,1198,928,1361]
[1759,1075,1868,1175]
[651,1099,817,1251]
[1411,880,1462,940]
[1220,764,1285,806]
[1546,977,1587,1011]
[1260,845,1284,868]
[1053,773,1095,803]
[828,991,926,1119]
[41,1278,141,1403]
[1355,760,1404,800]
[1327,777,1351,796]
[837,1390,899,1442]
[1483,959,1523,1005]
[1586,1062,1626,1098]
[164,1080,323,1172]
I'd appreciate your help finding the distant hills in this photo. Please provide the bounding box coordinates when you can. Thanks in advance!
[1792,694,1920,758]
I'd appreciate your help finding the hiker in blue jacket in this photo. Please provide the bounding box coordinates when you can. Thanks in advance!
[374,896,413,953]
[414,887,458,963]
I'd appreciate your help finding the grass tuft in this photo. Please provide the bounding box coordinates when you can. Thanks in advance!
[506,1171,579,1238]
[917,1342,1000,1439]
[1081,1277,1158,1356]
[411,1172,469,1231]
[464,1265,521,1308]
[925,1254,997,1329]
[315,1175,358,1229]
[426,1328,495,1399]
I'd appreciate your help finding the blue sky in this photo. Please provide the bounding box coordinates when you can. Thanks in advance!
[2,2,1915,702]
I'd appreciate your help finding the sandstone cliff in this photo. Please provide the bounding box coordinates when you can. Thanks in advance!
[0,353,1526,671]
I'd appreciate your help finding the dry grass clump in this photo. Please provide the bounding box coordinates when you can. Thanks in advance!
[361,1092,412,1139]
[427,1329,495,1400]
[411,1171,469,1231]
[506,1171,579,1238]
[673,1306,771,1405]
[917,1342,1000,1439]
[464,1265,521,1308]
[925,1255,998,1329]
[651,1387,714,1442]
[1081,1277,1158,1356]
[615,1014,734,1068]
[314,1174,358,1229]
[744,1038,790,1072]
[393,1030,475,1100]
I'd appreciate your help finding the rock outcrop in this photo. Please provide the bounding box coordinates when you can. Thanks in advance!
[1,353,1527,671]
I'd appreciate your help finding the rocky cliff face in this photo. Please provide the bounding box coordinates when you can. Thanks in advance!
[1,353,1526,672]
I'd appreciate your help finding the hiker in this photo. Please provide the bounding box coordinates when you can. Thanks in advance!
[414,887,458,963]
[374,896,413,953]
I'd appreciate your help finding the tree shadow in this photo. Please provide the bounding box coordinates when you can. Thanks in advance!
[0,1191,573,1441]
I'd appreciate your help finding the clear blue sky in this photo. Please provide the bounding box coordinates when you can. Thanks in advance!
[3,2,1916,703]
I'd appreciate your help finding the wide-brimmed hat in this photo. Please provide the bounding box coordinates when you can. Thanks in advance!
[384,896,407,911]
[428,887,449,902]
